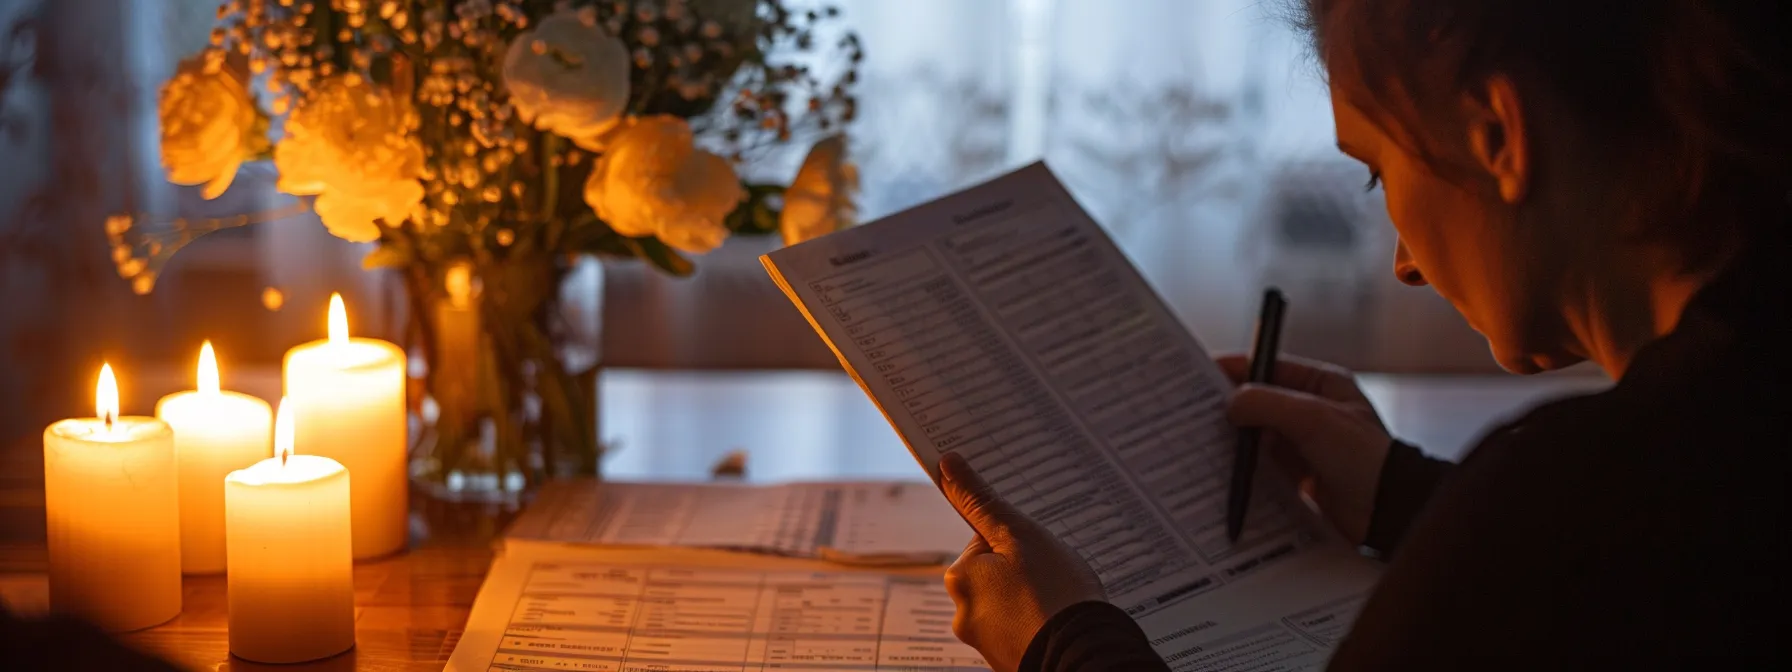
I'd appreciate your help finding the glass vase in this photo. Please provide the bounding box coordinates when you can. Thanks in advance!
[403,253,604,503]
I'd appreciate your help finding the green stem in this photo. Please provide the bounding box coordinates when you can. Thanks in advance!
[478,327,520,478]
[474,296,526,475]
[517,316,597,475]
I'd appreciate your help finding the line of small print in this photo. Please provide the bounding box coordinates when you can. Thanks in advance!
[490,649,987,672]
[505,626,964,644]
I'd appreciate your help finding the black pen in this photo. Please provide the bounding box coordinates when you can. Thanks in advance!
[1227,288,1287,544]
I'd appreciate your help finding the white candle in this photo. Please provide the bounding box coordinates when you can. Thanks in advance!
[42,363,182,632]
[155,341,273,574]
[283,293,409,559]
[225,399,355,663]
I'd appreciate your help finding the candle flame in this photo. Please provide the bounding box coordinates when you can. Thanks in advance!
[327,292,349,346]
[96,363,119,430]
[198,341,220,395]
[445,263,474,309]
[275,396,294,467]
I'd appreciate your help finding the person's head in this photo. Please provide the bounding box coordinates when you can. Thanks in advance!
[1297,0,1792,374]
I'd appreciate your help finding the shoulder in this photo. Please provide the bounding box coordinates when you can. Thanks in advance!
[1457,350,1791,555]
[1465,350,1790,502]
[1333,369,1792,667]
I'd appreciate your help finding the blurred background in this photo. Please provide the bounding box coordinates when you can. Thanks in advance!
[0,0,1605,481]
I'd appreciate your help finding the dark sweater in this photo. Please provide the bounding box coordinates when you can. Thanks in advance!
[1021,237,1792,670]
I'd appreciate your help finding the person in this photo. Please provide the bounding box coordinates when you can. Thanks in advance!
[0,605,185,671]
[935,0,1792,669]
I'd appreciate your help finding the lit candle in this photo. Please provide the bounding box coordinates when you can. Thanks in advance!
[155,341,273,574]
[42,364,182,632]
[432,262,481,419]
[225,399,355,663]
[283,293,408,559]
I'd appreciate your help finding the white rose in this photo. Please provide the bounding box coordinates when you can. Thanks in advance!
[780,135,859,246]
[158,55,267,199]
[584,115,745,254]
[502,9,631,151]
[274,75,426,243]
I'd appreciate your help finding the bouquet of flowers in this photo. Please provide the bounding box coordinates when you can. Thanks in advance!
[114,0,862,493]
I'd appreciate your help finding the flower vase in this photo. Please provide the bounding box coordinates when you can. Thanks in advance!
[404,254,604,503]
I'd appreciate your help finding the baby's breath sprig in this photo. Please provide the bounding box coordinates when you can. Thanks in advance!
[106,198,314,295]
[123,0,860,284]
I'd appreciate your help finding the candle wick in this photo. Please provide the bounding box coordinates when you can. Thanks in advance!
[103,410,116,433]
[281,450,289,468]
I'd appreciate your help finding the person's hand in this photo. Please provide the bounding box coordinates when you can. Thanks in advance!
[938,452,1107,672]
[1217,354,1391,545]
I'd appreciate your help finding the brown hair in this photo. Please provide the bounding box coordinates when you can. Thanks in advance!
[1297,0,1792,267]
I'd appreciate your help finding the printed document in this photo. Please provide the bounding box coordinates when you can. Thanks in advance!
[761,162,1382,667]
[504,479,973,562]
[447,546,989,671]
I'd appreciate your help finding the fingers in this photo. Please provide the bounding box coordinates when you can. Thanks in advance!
[958,533,993,565]
[939,452,1028,551]
[1227,383,1342,448]
[944,534,992,633]
[1264,440,1313,484]
[1214,353,1367,402]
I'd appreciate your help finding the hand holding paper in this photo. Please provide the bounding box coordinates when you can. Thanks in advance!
[939,452,1107,671]
[762,162,1384,667]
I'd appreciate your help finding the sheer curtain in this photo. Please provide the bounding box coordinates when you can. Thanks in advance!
[0,0,52,436]
[599,0,1024,369]
[603,0,1493,372]
[1040,0,1264,349]
[1,0,1501,396]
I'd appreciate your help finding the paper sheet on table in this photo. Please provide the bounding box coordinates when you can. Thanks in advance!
[503,479,974,563]
[447,544,990,672]
[449,545,1379,671]
[761,162,1384,667]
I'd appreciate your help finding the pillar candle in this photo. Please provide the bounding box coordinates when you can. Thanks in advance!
[283,293,408,559]
[155,341,273,574]
[225,399,355,663]
[432,263,481,419]
[42,364,182,632]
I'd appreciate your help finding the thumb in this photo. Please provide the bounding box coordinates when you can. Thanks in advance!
[1227,383,1344,447]
[939,452,1025,549]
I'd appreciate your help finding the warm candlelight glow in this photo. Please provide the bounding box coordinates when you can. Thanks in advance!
[445,263,474,310]
[157,345,274,575]
[224,416,354,662]
[96,363,119,429]
[50,362,181,630]
[198,341,221,396]
[285,292,409,558]
[327,293,348,347]
[275,397,294,467]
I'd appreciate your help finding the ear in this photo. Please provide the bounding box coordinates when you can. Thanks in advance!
[1464,75,1530,204]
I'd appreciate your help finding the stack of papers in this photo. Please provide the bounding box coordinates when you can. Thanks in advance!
[502,479,975,564]
[448,546,988,671]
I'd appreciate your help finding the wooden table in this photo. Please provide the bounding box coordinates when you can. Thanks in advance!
[0,369,1612,670]
[1,460,522,671]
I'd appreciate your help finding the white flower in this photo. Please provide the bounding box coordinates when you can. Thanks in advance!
[502,9,631,150]
[584,115,745,254]
[158,55,267,199]
[780,135,859,246]
[274,75,425,243]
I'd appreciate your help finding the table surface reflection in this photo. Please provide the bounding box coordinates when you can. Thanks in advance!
[0,367,1610,670]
